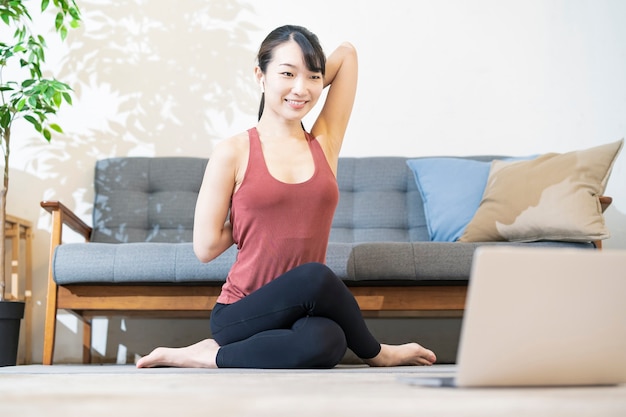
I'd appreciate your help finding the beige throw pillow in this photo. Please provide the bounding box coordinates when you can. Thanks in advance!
[459,139,623,243]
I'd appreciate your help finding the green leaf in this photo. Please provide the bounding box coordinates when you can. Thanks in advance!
[13,26,26,42]
[69,7,81,20]
[62,92,72,105]
[15,98,26,111]
[0,47,13,62]
[0,110,11,129]
[53,91,62,107]
[23,115,42,131]
[55,12,63,31]
[44,86,55,99]
[0,0,81,143]
[29,64,42,79]
[49,123,63,133]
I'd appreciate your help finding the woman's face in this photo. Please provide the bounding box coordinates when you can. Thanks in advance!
[258,40,324,122]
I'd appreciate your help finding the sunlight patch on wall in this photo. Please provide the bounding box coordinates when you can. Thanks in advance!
[117,344,128,364]
[57,312,78,334]
[92,317,109,357]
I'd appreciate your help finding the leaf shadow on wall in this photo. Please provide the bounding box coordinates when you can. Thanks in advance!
[25,0,260,196]
[20,0,262,362]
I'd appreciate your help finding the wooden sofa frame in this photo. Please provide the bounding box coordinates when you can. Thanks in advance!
[41,196,612,365]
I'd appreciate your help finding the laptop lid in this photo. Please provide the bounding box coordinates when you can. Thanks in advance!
[455,246,626,387]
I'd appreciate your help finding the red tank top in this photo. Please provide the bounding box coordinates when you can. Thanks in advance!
[216,127,339,304]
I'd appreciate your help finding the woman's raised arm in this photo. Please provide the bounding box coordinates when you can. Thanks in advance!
[311,42,358,161]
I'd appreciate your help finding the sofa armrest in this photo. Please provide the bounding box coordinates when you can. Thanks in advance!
[595,196,613,250]
[599,196,612,213]
[40,200,93,244]
[40,200,93,365]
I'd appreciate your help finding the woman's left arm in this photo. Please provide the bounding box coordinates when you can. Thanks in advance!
[311,42,358,162]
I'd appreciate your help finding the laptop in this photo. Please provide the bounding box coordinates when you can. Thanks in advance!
[402,245,626,388]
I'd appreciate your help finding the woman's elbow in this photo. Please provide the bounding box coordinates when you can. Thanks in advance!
[193,241,218,263]
[193,222,233,263]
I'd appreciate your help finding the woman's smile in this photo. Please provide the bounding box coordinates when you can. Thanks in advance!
[285,99,307,109]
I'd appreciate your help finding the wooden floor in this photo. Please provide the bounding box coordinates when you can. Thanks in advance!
[0,365,624,416]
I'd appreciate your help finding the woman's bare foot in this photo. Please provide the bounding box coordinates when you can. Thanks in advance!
[136,339,220,368]
[364,343,436,367]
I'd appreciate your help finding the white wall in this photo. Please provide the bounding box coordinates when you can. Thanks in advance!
[6,0,626,364]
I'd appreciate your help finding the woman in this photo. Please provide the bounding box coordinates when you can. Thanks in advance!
[137,25,436,369]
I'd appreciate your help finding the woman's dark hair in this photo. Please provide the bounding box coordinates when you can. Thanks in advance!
[257,25,326,120]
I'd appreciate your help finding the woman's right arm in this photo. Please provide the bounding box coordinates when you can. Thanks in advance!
[193,140,239,263]
[311,42,358,166]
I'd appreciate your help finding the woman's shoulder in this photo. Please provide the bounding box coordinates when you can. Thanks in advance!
[207,131,252,186]
[212,130,250,158]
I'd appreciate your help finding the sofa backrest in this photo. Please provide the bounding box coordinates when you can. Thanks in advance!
[91,155,495,244]
[92,157,208,243]
[332,157,428,242]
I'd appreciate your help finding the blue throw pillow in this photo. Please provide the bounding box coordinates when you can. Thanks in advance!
[406,156,536,242]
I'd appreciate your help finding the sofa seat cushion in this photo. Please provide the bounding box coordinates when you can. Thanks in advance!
[53,243,236,285]
[53,243,355,285]
[344,241,594,283]
[53,240,594,285]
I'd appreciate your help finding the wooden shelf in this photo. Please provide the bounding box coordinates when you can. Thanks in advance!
[5,214,33,365]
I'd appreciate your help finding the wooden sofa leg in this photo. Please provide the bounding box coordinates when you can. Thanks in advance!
[43,206,64,365]
[82,319,92,364]
[43,280,58,365]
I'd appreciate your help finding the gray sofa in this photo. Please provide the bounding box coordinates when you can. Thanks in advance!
[41,156,604,365]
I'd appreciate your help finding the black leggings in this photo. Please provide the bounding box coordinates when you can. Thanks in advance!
[209,262,381,368]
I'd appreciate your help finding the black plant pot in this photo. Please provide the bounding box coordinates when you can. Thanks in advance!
[0,301,25,367]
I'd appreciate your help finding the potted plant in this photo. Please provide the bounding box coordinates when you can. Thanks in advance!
[0,0,80,366]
